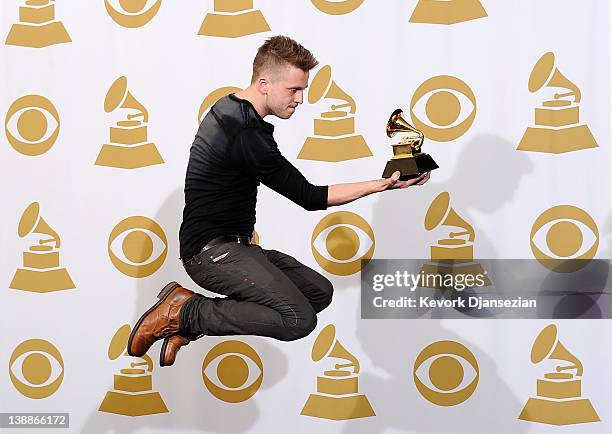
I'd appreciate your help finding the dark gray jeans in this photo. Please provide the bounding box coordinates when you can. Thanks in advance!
[179,242,334,341]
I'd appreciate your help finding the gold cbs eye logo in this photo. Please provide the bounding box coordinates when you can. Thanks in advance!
[9,339,64,399]
[5,95,60,156]
[105,0,163,28]
[413,340,479,406]
[310,0,364,15]
[202,340,263,403]
[531,206,599,273]
[311,211,375,276]
[410,75,476,142]
[108,216,168,278]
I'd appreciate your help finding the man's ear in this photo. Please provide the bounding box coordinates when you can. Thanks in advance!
[256,76,270,95]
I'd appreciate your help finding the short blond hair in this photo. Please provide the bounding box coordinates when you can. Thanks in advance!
[251,36,318,83]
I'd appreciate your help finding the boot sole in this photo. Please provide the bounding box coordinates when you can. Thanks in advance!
[127,281,182,357]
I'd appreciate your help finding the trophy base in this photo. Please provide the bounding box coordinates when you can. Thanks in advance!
[517,124,598,154]
[518,397,599,425]
[98,391,168,416]
[382,153,438,180]
[198,10,270,38]
[5,21,71,48]
[409,0,488,24]
[301,393,375,420]
[10,267,75,292]
[95,143,164,169]
[298,135,372,162]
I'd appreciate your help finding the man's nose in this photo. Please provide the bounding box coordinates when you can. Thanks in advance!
[295,90,304,104]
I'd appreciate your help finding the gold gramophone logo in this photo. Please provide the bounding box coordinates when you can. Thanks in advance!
[104,0,163,28]
[311,211,375,276]
[108,216,168,278]
[198,86,242,125]
[9,339,64,399]
[299,65,371,162]
[5,0,71,48]
[310,0,364,15]
[5,95,60,156]
[198,0,270,38]
[301,324,375,420]
[96,76,163,169]
[201,340,263,403]
[420,192,490,288]
[518,324,599,425]
[409,0,487,25]
[518,52,598,154]
[410,75,476,142]
[99,324,169,416]
[530,205,598,273]
[10,202,75,293]
[413,340,479,406]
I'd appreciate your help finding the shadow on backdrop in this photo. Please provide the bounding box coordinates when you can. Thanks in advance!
[81,188,289,433]
[339,135,532,433]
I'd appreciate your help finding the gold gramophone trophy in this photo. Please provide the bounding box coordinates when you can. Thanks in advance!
[382,109,438,180]
[95,76,163,169]
[519,324,599,425]
[419,192,491,288]
[298,65,371,162]
[9,202,75,293]
[99,325,168,417]
[301,324,375,420]
[517,52,597,154]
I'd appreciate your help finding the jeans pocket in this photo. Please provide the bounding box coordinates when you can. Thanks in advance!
[203,243,236,265]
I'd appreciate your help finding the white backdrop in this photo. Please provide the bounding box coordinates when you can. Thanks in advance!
[1,1,611,433]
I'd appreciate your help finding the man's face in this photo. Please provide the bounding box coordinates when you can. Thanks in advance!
[265,65,309,119]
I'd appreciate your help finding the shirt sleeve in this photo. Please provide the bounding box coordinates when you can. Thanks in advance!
[231,127,328,211]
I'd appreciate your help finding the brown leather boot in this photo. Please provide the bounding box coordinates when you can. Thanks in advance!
[159,334,191,367]
[127,281,194,358]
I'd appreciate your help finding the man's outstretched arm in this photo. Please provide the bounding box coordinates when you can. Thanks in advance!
[327,171,430,207]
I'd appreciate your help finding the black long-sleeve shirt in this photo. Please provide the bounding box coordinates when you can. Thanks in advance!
[179,94,328,259]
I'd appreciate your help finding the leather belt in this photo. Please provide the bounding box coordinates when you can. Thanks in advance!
[182,235,252,268]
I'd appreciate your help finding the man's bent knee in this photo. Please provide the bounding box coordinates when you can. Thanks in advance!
[277,310,318,342]
[319,278,334,310]
[310,276,333,313]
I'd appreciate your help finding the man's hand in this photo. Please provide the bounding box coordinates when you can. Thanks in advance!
[327,171,432,207]
[378,171,431,191]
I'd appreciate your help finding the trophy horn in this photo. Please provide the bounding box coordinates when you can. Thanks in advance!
[529,52,581,103]
[425,192,475,242]
[531,324,583,376]
[311,324,360,374]
[104,76,149,122]
[386,109,423,140]
[18,202,61,247]
[327,339,360,374]
[548,341,583,376]
[308,65,356,113]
